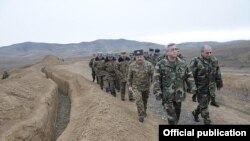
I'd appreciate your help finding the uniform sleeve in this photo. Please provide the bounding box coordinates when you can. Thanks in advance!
[215,61,223,89]
[89,58,93,68]
[189,58,198,80]
[149,62,154,82]
[153,62,162,99]
[127,64,133,87]
[185,65,197,94]
[115,62,122,79]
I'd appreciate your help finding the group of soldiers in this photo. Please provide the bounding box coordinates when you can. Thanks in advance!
[89,43,223,125]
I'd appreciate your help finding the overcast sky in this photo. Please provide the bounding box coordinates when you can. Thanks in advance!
[0,0,250,47]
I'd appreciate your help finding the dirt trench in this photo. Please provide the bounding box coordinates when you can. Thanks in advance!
[42,67,71,141]
[41,62,166,141]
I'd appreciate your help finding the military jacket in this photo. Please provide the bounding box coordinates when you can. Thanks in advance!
[93,57,105,76]
[117,57,131,82]
[190,56,223,94]
[103,58,118,80]
[127,60,154,91]
[153,57,196,102]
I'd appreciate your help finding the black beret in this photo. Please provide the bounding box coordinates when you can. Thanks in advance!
[155,49,160,52]
[134,49,143,56]
[149,48,154,51]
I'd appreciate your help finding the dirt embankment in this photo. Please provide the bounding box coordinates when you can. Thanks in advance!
[42,61,165,141]
[0,55,62,141]
[1,55,165,141]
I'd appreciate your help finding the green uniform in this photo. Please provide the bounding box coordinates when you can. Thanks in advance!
[93,57,105,90]
[89,57,96,82]
[103,57,118,96]
[118,57,133,100]
[153,57,196,125]
[127,60,154,119]
[190,56,223,124]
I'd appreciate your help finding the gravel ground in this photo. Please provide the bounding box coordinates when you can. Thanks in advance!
[147,93,203,125]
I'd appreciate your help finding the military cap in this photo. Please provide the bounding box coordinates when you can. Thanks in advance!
[149,48,154,51]
[107,52,113,57]
[155,49,160,53]
[97,52,102,56]
[120,51,127,55]
[134,49,143,56]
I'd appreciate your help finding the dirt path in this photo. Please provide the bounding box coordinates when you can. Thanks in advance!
[71,60,250,125]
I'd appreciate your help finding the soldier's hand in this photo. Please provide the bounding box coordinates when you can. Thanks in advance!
[128,87,133,92]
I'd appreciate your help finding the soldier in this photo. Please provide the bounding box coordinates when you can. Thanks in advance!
[103,53,118,97]
[190,45,223,125]
[153,43,196,125]
[2,71,9,80]
[152,49,161,66]
[89,53,97,82]
[117,51,134,101]
[93,52,105,90]
[143,51,150,61]
[149,48,154,56]
[128,49,154,122]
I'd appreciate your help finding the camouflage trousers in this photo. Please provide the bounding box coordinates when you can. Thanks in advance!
[91,68,96,82]
[120,82,133,100]
[133,89,149,117]
[104,79,116,96]
[193,94,211,124]
[115,77,120,92]
[97,75,104,90]
[163,100,182,125]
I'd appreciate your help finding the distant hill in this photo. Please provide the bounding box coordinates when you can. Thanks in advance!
[0,39,164,58]
[180,40,250,68]
[0,39,163,72]
[0,39,250,72]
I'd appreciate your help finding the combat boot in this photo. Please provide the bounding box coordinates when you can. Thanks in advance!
[210,97,219,107]
[138,116,144,123]
[111,91,116,97]
[192,94,197,102]
[105,87,110,93]
[204,118,212,125]
[129,98,135,102]
[192,111,200,122]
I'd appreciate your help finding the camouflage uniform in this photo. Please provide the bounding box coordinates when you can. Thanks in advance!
[103,57,118,96]
[153,57,196,125]
[89,57,96,82]
[127,60,154,119]
[190,56,223,124]
[93,57,105,90]
[118,56,133,101]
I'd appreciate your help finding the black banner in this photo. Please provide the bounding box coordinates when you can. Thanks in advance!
[159,125,249,140]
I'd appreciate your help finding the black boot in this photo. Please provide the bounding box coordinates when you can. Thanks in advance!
[111,91,116,97]
[210,97,219,107]
[138,116,144,123]
[204,118,212,125]
[106,87,110,93]
[192,94,197,102]
[192,111,200,122]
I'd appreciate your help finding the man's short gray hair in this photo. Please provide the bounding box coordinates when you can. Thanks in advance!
[165,43,176,52]
[201,45,212,53]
